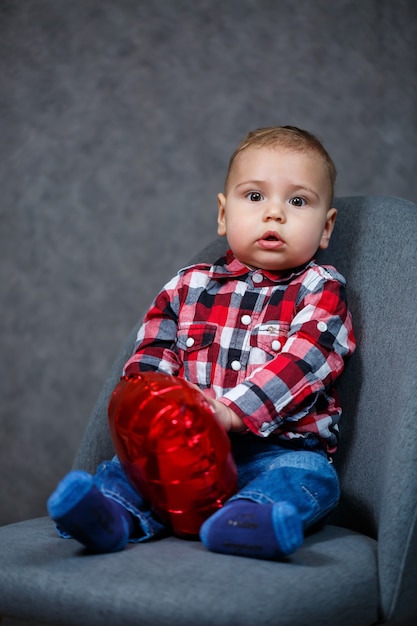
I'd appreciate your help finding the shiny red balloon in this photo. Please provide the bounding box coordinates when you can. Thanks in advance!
[108,372,238,537]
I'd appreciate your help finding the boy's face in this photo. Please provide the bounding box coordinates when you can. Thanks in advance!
[217,146,337,272]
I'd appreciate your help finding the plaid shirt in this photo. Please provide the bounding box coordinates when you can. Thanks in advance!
[124,251,356,453]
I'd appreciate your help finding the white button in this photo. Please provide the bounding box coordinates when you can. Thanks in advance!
[186,337,195,348]
[241,315,252,325]
[317,321,328,332]
[271,340,281,351]
[252,273,263,284]
[231,360,242,371]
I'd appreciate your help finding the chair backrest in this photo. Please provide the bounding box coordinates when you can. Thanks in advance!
[73,195,417,622]
[318,196,417,622]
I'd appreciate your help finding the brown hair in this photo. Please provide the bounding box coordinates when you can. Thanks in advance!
[224,126,337,202]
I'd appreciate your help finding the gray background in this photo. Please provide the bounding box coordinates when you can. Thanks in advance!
[1,0,416,526]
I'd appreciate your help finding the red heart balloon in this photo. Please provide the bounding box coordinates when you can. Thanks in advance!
[108,372,238,537]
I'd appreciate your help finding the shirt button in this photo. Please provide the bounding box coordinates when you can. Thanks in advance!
[252,273,263,284]
[231,360,242,371]
[186,337,195,348]
[317,321,328,333]
[271,340,281,352]
[241,314,252,325]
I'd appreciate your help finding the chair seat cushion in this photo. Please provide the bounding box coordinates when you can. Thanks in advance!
[0,517,379,626]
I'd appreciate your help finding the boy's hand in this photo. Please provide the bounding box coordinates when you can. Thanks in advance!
[187,382,247,433]
[207,398,247,433]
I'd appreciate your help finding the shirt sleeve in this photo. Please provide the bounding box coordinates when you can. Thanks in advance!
[219,271,356,437]
[123,273,183,376]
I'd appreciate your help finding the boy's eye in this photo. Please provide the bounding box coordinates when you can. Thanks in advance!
[290,196,306,207]
[247,191,264,202]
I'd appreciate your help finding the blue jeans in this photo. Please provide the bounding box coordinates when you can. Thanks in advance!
[94,433,339,542]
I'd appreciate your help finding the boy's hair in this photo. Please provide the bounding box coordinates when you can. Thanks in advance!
[225,126,337,202]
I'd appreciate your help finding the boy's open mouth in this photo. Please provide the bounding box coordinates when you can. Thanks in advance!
[261,231,282,242]
[258,231,284,250]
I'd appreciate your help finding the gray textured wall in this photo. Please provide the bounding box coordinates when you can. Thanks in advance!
[1,0,416,526]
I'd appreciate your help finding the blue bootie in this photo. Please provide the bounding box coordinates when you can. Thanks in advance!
[200,499,303,560]
[47,470,133,553]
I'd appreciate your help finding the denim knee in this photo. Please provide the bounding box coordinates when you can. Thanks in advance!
[232,446,339,530]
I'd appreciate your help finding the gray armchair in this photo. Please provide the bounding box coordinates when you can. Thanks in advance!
[1,196,416,626]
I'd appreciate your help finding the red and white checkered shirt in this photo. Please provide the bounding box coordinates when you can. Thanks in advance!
[124,251,356,453]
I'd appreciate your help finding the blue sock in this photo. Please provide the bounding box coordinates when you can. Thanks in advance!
[47,470,134,553]
[200,500,303,560]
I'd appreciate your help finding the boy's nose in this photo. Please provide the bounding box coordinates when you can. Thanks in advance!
[264,202,285,221]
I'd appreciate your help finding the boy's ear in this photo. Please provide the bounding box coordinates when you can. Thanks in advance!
[319,208,337,250]
[217,193,227,236]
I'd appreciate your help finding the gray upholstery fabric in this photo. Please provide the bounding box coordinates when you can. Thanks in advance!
[0,196,416,625]
[0,518,378,626]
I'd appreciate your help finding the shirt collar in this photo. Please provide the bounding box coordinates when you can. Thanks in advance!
[210,250,314,284]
